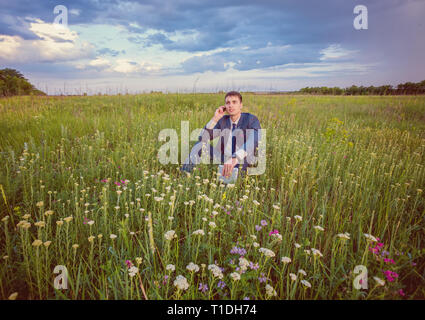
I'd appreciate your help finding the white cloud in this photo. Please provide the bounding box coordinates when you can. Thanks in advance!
[0,18,94,63]
[75,57,162,74]
[320,44,357,61]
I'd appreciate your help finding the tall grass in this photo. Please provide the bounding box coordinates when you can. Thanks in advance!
[0,93,424,300]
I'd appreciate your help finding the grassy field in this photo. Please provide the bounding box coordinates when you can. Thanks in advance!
[0,93,424,300]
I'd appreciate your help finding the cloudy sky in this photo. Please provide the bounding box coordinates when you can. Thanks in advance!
[1,0,424,94]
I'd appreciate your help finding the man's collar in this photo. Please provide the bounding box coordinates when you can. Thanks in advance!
[230,113,242,126]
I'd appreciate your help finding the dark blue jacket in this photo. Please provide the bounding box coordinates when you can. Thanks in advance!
[199,112,261,171]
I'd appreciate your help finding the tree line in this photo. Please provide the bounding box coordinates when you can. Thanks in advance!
[297,80,425,95]
[0,68,46,97]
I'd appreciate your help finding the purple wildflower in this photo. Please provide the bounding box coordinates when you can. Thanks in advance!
[217,281,226,289]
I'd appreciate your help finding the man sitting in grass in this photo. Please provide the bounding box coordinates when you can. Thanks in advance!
[181,91,262,179]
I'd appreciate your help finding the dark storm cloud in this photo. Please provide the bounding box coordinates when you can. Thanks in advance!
[1,0,424,81]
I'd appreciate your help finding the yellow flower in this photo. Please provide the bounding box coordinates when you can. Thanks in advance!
[34,221,46,228]
[72,244,79,249]
[22,214,31,220]
[8,292,18,300]
[36,201,44,207]
[135,257,143,265]
[56,220,64,226]
[88,236,95,243]
[64,216,73,223]
[17,221,31,229]
[43,241,52,248]
[32,239,43,247]
[44,210,54,216]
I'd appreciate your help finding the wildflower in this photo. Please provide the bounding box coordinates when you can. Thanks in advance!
[337,233,350,240]
[56,220,64,226]
[311,248,323,258]
[253,242,260,248]
[294,243,301,249]
[98,234,103,239]
[289,273,297,281]
[230,272,241,281]
[364,234,378,242]
[174,275,189,291]
[239,257,250,272]
[217,280,226,289]
[192,229,205,236]
[272,205,280,210]
[44,210,54,216]
[64,216,73,223]
[265,284,277,297]
[260,220,268,226]
[43,241,52,248]
[8,292,18,300]
[253,200,260,206]
[255,225,262,231]
[36,201,44,207]
[258,273,268,283]
[230,246,247,256]
[209,221,216,228]
[294,215,302,222]
[110,234,117,240]
[259,247,275,258]
[269,229,279,236]
[384,258,395,264]
[208,264,224,279]
[128,266,139,277]
[304,249,311,255]
[198,283,208,293]
[17,221,31,229]
[186,262,200,273]
[373,277,385,286]
[22,214,31,220]
[249,261,259,270]
[314,225,324,232]
[399,289,405,297]
[281,257,292,264]
[88,236,95,243]
[298,269,307,276]
[72,244,79,249]
[135,257,143,265]
[34,221,46,228]
[164,230,177,240]
[32,239,43,247]
[301,280,312,288]
[166,264,175,272]
[383,270,399,282]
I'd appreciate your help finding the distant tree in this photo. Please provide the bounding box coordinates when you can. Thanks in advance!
[0,68,46,97]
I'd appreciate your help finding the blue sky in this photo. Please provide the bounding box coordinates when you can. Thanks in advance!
[1,0,424,94]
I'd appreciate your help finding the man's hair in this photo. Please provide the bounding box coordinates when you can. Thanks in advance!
[225,91,242,103]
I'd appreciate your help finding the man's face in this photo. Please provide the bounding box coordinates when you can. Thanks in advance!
[225,95,243,116]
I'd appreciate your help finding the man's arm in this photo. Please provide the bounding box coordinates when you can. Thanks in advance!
[198,106,226,142]
[233,115,261,164]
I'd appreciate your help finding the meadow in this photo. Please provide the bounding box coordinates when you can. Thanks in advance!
[0,93,424,300]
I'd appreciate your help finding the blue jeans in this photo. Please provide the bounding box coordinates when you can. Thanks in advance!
[181,141,241,173]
